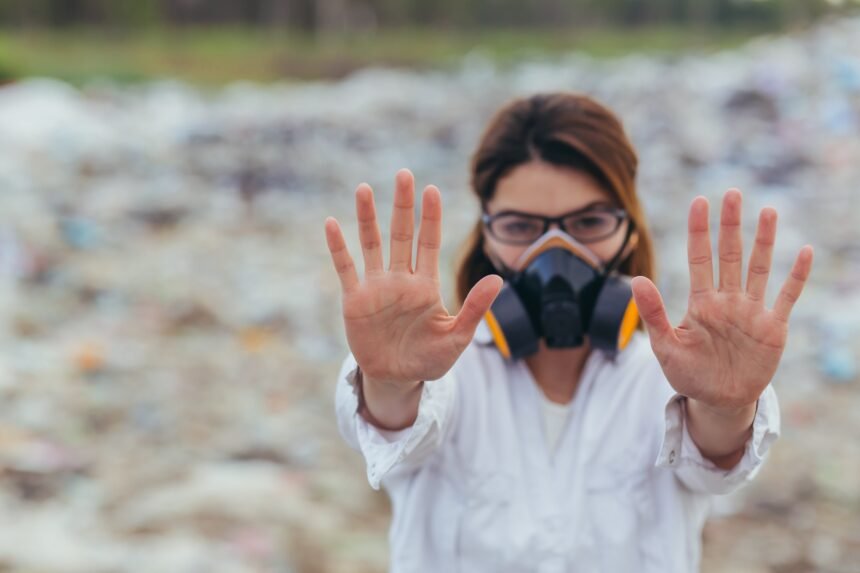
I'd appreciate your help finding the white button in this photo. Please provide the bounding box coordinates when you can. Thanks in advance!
[668,449,676,464]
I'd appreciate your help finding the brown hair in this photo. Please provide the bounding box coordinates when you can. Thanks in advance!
[453,92,656,332]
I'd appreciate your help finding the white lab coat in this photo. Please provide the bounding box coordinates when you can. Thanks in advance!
[334,318,780,573]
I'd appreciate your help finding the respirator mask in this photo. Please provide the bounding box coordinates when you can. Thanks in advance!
[483,222,640,361]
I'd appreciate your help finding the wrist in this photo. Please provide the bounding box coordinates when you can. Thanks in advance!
[684,397,757,466]
[355,366,423,431]
[688,397,757,421]
[363,371,423,394]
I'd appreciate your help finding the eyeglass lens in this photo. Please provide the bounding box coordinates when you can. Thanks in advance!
[489,210,621,244]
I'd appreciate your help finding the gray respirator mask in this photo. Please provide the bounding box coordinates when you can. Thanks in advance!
[483,227,640,361]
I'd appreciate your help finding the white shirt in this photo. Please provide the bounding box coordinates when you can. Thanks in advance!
[539,391,572,456]
[334,319,780,573]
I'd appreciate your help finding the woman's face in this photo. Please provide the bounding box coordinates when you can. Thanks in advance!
[482,160,633,270]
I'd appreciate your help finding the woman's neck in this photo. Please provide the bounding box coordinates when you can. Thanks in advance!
[524,339,591,405]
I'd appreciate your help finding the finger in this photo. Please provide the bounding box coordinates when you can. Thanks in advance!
[324,217,359,293]
[415,185,442,278]
[631,276,675,344]
[452,274,503,343]
[687,196,714,296]
[745,207,777,303]
[718,189,743,292]
[772,245,814,323]
[388,168,415,272]
[355,183,384,274]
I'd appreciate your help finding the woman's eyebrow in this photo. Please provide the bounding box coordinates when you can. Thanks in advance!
[496,201,615,216]
[571,200,614,212]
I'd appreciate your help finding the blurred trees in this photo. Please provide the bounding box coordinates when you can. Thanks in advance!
[0,0,845,31]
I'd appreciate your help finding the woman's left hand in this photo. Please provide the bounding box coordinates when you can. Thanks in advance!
[630,189,813,414]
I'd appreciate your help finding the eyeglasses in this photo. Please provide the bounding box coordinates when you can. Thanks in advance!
[482,205,629,245]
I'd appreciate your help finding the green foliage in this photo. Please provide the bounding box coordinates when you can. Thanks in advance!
[0,24,776,86]
[0,0,850,30]
[0,0,851,85]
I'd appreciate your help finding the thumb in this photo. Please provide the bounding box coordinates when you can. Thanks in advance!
[631,276,674,343]
[453,274,503,343]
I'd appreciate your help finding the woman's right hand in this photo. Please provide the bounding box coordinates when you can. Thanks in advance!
[324,169,502,424]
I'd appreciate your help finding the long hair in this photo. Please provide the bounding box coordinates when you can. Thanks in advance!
[453,92,656,332]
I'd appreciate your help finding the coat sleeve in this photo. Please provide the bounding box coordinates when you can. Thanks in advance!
[333,352,459,490]
[654,383,781,495]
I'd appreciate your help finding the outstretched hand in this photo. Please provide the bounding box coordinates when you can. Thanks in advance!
[324,169,502,386]
[631,189,813,413]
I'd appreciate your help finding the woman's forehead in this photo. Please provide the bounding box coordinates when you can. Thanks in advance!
[489,161,615,214]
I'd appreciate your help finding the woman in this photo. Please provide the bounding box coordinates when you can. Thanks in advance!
[324,93,813,572]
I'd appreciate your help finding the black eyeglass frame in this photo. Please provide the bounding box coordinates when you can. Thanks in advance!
[481,205,630,246]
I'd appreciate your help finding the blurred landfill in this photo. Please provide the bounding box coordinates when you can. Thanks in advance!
[1,13,859,573]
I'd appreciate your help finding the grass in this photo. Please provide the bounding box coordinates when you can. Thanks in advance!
[0,24,781,87]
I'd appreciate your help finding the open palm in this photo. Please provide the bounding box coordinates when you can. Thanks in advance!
[631,189,813,411]
[324,169,502,386]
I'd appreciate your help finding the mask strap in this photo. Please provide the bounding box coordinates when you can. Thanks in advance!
[603,222,636,275]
